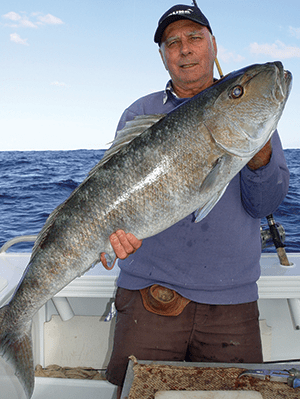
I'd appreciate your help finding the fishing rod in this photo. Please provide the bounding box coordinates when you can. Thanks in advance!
[215,58,224,79]
[191,0,223,78]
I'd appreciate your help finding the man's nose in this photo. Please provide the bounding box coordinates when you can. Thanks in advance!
[180,40,192,56]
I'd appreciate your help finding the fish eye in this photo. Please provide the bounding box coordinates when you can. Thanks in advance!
[230,85,243,99]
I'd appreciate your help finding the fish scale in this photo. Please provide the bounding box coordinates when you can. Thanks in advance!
[0,61,292,398]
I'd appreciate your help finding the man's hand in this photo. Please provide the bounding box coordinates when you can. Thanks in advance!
[109,230,143,259]
[247,139,272,170]
[100,230,142,270]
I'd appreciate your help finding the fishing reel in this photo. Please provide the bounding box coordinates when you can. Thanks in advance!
[260,221,285,250]
[261,214,291,266]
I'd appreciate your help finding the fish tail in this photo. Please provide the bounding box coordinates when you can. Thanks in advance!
[0,305,34,399]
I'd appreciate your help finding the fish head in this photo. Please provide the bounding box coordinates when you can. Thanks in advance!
[203,61,292,157]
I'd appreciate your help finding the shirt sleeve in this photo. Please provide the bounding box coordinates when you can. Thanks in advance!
[240,130,290,218]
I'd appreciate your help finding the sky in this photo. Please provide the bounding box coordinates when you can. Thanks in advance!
[1,0,299,151]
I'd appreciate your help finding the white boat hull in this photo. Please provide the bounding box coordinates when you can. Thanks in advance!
[1,242,300,399]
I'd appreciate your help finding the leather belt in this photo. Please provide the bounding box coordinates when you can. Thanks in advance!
[139,284,190,316]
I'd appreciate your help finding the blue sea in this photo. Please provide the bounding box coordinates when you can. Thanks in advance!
[0,149,299,253]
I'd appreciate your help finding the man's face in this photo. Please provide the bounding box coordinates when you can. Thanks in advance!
[159,19,217,97]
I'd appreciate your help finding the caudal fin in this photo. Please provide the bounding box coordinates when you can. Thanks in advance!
[0,305,34,399]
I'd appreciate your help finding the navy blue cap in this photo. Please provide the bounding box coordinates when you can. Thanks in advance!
[154,4,212,45]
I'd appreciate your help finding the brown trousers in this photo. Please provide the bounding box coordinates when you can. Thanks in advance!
[106,288,263,387]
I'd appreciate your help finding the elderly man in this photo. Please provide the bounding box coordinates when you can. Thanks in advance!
[104,4,289,396]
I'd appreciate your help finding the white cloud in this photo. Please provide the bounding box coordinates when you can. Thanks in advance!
[217,45,245,63]
[51,81,68,87]
[3,11,21,21]
[250,40,300,59]
[37,14,63,25]
[21,18,38,28]
[289,26,300,40]
[10,32,29,46]
[2,11,63,28]
[2,11,37,28]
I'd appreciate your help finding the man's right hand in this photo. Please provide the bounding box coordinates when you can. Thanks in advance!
[109,229,143,259]
[100,230,142,270]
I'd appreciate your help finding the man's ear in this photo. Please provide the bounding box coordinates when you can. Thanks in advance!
[159,47,168,71]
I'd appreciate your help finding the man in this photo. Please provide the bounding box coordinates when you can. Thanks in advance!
[104,4,290,396]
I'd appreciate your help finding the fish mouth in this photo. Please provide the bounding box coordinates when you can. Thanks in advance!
[273,61,292,102]
[283,68,293,98]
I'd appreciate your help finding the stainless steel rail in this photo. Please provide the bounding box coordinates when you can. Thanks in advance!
[0,235,37,253]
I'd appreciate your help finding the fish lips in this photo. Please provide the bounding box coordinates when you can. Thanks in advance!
[273,61,292,103]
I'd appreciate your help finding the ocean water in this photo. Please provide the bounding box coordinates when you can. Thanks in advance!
[0,149,299,253]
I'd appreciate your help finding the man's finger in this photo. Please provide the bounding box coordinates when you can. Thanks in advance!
[109,231,129,259]
[126,232,143,250]
[115,230,142,254]
[109,230,143,259]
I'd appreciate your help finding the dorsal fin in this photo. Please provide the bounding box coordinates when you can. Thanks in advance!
[115,114,166,141]
[31,114,166,258]
[94,114,166,172]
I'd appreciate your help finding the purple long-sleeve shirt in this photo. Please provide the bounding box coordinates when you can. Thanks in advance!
[114,83,290,305]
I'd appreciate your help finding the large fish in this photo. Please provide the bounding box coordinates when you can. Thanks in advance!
[0,61,292,398]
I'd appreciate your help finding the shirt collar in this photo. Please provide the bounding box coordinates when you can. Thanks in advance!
[163,80,180,104]
[163,78,219,104]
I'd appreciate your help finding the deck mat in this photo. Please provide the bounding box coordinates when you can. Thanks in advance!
[125,357,299,399]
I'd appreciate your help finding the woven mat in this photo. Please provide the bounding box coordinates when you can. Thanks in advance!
[127,357,299,399]
[35,364,106,380]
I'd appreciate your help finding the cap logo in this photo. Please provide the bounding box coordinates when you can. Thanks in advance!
[167,8,193,18]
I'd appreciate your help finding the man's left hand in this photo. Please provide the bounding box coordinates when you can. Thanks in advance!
[247,139,272,170]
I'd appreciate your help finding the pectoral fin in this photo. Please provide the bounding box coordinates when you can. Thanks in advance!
[194,184,228,222]
[193,155,228,223]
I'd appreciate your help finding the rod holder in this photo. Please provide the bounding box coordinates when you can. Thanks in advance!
[287,298,300,330]
[52,297,75,322]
